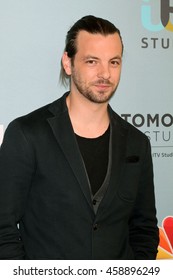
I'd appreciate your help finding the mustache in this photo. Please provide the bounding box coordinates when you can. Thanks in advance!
[92,79,112,85]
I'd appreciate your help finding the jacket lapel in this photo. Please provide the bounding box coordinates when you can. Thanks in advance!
[47,94,93,210]
[97,107,128,215]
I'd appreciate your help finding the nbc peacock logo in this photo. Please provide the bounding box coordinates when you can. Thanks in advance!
[157,216,173,259]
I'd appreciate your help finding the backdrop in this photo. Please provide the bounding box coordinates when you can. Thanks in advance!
[0,0,173,258]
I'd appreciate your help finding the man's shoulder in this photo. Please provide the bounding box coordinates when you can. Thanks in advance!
[6,93,68,135]
[109,107,148,142]
[12,93,67,125]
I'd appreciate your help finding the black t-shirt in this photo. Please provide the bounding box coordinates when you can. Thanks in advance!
[76,126,110,195]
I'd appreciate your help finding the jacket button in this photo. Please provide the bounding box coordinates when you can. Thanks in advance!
[93,224,98,231]
[93,199,97,205]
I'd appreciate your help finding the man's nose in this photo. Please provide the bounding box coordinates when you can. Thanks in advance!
[97,63,111,80]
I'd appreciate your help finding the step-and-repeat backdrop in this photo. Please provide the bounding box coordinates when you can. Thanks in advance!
[0,0,173,259]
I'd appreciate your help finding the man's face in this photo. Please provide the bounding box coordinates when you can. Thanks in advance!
[65,30,123,104]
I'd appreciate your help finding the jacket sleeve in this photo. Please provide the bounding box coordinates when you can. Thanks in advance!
[129,138,159,259]
[0,120,35,259]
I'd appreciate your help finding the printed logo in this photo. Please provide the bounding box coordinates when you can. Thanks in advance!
[157,216,173,259]
[121,113,173,151]
[141,0,173,32]
[0,125,4,145]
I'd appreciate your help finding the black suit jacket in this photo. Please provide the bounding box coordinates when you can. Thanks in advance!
[0,92,159,259]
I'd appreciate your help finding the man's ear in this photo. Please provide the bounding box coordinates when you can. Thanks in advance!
[62,52,72,76]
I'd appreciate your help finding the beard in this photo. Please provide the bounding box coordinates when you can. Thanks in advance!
[71,67,119,104]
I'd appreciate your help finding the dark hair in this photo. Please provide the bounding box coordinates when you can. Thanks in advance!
[60,15,124,86]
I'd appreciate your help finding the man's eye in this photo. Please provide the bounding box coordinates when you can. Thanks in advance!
[86,60,97,64]
[111,60,120,66]
[111,59,122,67]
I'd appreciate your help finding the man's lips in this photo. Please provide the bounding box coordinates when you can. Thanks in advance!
[93,80,112,86]
[94,84,111,89]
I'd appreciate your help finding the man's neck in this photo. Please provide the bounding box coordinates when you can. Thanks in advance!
[66,92,110,138]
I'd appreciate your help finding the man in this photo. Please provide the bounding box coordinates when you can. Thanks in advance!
[0,15,159,259]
